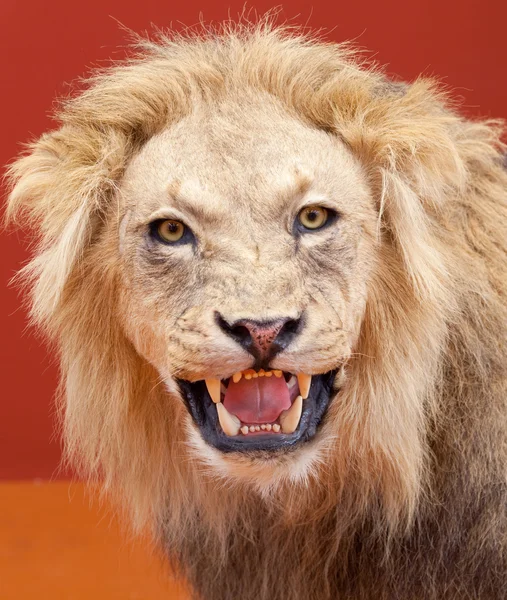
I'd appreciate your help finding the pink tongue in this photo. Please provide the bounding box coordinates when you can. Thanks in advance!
[223,376,291,424]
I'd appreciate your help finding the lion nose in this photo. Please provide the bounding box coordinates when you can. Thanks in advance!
[215,313,302,364]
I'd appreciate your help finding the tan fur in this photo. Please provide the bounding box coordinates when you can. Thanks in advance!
[6,20,507,599]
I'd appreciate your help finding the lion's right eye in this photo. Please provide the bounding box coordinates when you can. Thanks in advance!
[298,206,329,230]
[152,219,187,244]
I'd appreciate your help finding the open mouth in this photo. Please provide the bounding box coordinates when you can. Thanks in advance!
[177,368,338,453]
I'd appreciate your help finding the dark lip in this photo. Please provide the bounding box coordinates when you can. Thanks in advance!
[176,369,339,453]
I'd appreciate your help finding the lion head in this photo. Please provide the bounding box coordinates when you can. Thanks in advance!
[118,90,373,453]
[7,21,507,600]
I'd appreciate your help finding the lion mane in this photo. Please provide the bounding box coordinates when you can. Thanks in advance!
[6,21,507,600]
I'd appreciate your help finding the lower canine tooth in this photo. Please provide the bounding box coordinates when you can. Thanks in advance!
[280,395,303,434]
[205,378,221,404]
[216,403,241,436]
[297,374,312,399]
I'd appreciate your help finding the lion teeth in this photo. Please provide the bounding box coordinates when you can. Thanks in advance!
[272,424,281,432]
[273,370,283,378]
[280,395,303,434]
[205,378,221,404]
[240,425,249,435]
[216,402,241,436]
[232,372,242,383]
[297,374,312,399]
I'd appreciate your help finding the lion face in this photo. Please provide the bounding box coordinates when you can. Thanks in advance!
[117,93,376,457]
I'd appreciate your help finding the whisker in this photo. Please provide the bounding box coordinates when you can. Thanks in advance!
[347,352,377,360]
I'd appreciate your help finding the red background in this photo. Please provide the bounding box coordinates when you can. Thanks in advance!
[1,0,506,479]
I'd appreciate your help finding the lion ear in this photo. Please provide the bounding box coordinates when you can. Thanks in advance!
[336,78,468,201]
[335,78,501,299]
[5,126,128,327]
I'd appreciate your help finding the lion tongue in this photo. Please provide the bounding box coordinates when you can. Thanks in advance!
[223,376,291,424]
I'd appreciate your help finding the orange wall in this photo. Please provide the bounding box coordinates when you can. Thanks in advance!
[2,0,507,478]
[0,482,191,599]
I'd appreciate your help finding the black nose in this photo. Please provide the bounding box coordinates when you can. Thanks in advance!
[215,313,302,365]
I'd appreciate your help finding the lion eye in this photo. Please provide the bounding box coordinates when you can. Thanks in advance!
[297,206,329,230]
[155,219,186,243]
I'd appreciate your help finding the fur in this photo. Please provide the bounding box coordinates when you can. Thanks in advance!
[5,20,507,600]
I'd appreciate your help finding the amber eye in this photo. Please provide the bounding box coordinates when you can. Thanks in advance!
[156,219,186,243]
[297,205,329,230]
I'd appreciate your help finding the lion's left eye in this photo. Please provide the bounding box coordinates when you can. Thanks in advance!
[297,205,330,231]
[152,219,187,243]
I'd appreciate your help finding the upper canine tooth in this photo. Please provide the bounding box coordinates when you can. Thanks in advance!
[297,374,312,399]
[216,403,241,436]
[205,378,221,404]
[280,395,303,434]
[232,372,242,383]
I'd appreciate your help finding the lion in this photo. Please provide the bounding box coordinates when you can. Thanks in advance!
[5,21,507,600]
